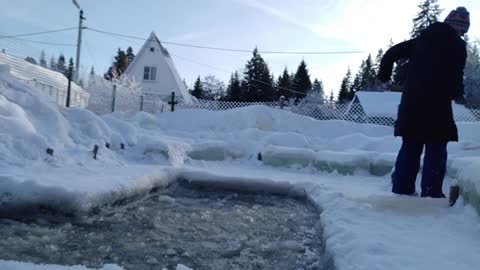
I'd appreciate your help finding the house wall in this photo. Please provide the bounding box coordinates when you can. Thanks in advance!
[125,38,187,100]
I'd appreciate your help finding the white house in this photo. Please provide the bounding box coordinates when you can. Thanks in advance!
[345,91,476,125]
[124,32,194,104]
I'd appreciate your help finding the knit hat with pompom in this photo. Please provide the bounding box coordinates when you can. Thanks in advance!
[444,7,470,35]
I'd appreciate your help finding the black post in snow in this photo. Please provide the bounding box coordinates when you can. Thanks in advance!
[279,96,285,110]
[111,85,117,113]
[168,91,178,112]
[93,144,99,160]
[66,66,73,108]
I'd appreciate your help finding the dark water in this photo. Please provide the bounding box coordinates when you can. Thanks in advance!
[0,181,334,270]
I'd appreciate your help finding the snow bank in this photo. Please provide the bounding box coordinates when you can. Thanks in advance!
[450,158,480,213]
[155,106,393,138]
[0,70,181,214]
[0,68,72,167]
[262,145,396,176]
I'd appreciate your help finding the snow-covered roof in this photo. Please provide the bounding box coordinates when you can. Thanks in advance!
[0,52,87,97]
[350,91,401,118]
[124,32,194,104]
[348,91,476,121]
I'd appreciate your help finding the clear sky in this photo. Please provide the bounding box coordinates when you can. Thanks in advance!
[1,0,479,97]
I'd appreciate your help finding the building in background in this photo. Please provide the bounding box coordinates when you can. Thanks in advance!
[0,51,89,108]
[124,32,194,104]
[344,91,476,126]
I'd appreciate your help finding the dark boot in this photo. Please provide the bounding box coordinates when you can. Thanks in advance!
[421,142,448,198]
[392,139,424,195]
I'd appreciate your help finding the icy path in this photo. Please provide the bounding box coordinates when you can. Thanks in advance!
[184,162,480,270]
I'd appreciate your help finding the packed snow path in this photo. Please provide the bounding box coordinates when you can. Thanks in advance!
[0,181,333,270]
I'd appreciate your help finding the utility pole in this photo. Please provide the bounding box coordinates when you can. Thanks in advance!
[75,9,85,83]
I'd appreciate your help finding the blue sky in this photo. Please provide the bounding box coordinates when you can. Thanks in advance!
[1,0,479,96]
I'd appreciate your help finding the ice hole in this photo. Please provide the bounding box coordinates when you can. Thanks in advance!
[0,179,335,270]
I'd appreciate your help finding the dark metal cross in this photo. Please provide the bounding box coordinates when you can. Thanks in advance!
[168,92,178,112]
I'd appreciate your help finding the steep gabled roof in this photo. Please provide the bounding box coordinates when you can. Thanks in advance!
[124,32,193,103]
[125,32,168,73]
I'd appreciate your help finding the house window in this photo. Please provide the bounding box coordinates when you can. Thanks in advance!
[150,47,155,52]
[143,66,157,81]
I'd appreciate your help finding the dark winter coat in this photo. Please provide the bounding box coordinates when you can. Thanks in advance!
[378,22,467,142]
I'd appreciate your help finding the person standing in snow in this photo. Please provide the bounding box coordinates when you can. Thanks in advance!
[377,7,470,198]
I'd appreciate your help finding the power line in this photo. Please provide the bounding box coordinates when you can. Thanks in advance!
[0,27,78,39]
[95,29,144,46]
[87,27,368,55]
[5,37,76,47]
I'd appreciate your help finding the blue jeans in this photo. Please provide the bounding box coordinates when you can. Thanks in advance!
[393,139,447,198]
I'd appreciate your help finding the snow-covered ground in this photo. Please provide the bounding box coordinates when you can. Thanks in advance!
[1,64,480,270]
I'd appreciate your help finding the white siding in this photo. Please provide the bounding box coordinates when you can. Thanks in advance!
[124,33,193,103]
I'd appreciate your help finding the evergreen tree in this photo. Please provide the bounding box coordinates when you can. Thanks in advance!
[56,54,67,75]
[104,67,115,81]
[104,48,129,80]
[387,39,395,49]
[39,50,47,68]
[349,73,362,99]
[226,72,242,101]
[411,0,442,38]
[304,79,325,104]
[126,46,135,64]
[464,40,480,102]
[374,49,384,74]
[190,76,205,99]
[329,91,334,103]
[338,68,352,103]
[292,60,312,101]
[360,54,377,90]
[312,79,324,96]
[241,48,275,102]
[49,56,56,71]
[117,49,129,72]
[25,56,37,65]
[276,67,292,100]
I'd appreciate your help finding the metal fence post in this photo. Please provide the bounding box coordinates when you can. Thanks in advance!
[111,85,117,112]
[168,91,178,112]
[66,69,72,107]
[140,95,144,111]
[279,96,285,109]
